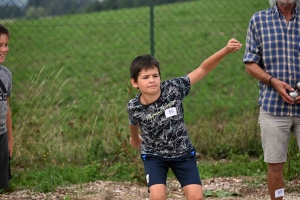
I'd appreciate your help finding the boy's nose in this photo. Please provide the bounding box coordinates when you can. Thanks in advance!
[0,46,8,52]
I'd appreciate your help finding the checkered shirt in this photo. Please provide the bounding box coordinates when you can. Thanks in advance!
[243,5,300,116]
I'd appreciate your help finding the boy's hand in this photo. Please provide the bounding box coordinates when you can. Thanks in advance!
[130,135,143,148]
[226,38,242,53]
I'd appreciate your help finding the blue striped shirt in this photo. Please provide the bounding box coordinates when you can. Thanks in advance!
[243,5,300,116]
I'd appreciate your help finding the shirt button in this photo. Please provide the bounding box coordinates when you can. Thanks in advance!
[290,75,293,78]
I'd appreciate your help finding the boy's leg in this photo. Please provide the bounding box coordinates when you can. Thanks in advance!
[141,154,168,200]
[170,149,203,200]
[149,184,166,200]
[182,184,203,200]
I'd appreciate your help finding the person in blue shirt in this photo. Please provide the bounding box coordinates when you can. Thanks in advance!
[243,0,300,199]
[128,38,241,200]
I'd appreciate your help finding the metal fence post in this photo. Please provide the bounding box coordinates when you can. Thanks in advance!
[150,0,155,57]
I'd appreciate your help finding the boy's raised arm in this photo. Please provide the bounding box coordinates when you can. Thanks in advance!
[188,38,242,86]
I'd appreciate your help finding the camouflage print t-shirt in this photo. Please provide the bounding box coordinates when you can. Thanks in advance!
[127,76,194,158]
[0,65,12,135]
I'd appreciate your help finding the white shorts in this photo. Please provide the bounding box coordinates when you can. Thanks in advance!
[259,107,300,163]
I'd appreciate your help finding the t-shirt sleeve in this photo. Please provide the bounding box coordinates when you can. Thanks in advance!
[168,76,190,99]
[127,101,139,125]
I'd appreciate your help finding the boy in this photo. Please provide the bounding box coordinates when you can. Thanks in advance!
[0,24,13,189]
[127,38,242,200]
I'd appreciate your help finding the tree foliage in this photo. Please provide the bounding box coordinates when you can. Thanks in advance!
[0,5,24,19]
[26,0,94,16]
[0,0,192,19]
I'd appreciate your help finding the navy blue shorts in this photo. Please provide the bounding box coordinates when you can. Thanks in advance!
[141,149,202,188]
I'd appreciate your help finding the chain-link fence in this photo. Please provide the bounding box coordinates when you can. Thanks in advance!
[2,0,269,111]
[0,0,273,166]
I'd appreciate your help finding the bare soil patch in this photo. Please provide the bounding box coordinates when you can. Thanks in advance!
[1,176,299,200]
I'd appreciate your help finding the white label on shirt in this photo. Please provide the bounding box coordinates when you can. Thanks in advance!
[165,107,177,118]
[275,188,284,198]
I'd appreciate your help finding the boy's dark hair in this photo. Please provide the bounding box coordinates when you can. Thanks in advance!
[130,54,161,82]
[0,24,10,38]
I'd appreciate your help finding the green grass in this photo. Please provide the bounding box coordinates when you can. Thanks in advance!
[6,1,267,165]
[8,154,267,193]
[5,0,267,111]
[1,0,299,193]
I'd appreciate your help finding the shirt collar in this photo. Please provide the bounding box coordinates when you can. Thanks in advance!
[273,4,299,19]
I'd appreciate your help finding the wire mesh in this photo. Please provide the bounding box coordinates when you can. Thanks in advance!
[0,0,271,164]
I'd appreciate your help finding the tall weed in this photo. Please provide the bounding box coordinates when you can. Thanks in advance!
[12,67,105,167]
[9,69,299,191]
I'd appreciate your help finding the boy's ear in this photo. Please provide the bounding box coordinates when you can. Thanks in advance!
[130,78,138,89]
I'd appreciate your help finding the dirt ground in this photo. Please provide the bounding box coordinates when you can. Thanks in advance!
[1,176,300,200]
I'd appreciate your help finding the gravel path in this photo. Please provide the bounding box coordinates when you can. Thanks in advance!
[0,176,299,199]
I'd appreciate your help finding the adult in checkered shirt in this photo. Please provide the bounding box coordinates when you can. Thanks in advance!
[243,0,300,199]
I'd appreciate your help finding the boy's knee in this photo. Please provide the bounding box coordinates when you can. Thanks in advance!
[149,193,166,200]
[149,184,166,200]
[186,194,203,200]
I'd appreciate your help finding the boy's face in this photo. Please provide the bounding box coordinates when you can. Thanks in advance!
[131,67,161,95]
[0,34,9,64]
